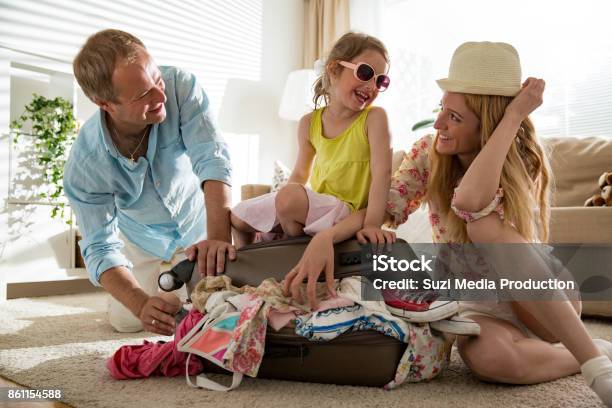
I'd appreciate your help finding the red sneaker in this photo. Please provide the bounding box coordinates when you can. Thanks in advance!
[383,289,458,322]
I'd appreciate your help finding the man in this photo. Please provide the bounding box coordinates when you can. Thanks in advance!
[65,29,235,335]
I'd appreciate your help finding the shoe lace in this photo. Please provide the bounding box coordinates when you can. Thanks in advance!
[400,290,437,304]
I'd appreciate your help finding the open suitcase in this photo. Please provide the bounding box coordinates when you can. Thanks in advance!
[199,322,407,387]
[162,236,447,387]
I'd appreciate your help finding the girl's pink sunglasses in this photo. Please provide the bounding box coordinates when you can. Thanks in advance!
[339,61,390,91]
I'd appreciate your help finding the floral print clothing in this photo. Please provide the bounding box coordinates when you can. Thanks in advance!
[451,188,505,222]
[387,136,432,234]
[387,136,547,341]
[186,275,448,388]
[224,295,268,376]
[387,134,505,243]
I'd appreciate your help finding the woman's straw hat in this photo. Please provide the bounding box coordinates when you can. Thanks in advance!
[437,41,522,97]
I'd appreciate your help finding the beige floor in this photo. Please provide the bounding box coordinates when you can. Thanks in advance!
[1,292,610,408]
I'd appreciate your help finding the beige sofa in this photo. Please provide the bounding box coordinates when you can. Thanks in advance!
[241,136,612,316]
[546,137,612,243]
[545,137,612,317]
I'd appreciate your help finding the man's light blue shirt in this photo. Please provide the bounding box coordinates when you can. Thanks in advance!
[64,66,232,286]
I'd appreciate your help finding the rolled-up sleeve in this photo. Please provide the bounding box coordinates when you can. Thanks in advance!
[64,156,131,286]
[177,71,232,187]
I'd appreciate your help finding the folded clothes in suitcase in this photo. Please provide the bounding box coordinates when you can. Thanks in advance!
[164,236,449,389]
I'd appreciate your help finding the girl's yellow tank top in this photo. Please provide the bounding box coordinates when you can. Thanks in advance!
[309,106,371,212]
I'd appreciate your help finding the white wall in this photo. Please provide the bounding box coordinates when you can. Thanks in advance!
[257,0,302,182]
[0,0,304,291]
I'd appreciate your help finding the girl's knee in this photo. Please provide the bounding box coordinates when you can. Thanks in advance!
[275,183,306,217]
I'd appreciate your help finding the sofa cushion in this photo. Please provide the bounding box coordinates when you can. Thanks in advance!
[241,184,271,201]
[582,301,612,318]
[271,160,291,192]
[549,207,612,243]
[544,137,612,207]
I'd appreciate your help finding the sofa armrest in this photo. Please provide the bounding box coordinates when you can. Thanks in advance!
[550,206,612,318]
[549,206,612,244]
[241,184,271,201]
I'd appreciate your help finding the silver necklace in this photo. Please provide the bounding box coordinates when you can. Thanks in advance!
[110,124,149,163]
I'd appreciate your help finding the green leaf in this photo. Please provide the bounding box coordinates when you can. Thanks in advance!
[411,118,435,132]
[11,94,77,220]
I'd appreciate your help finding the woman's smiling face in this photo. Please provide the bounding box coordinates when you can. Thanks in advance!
[433,91,481,166]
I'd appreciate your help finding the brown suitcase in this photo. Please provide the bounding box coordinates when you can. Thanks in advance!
[224,235,417,287]
[227,236,412,387]
[163,237,430,387]
[201,322,406,387]
[257,323,406,386]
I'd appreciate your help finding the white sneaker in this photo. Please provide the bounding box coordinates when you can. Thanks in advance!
[430,316,481,336]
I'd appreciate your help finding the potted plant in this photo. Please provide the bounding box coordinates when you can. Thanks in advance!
[10,94,78,220]
[411,107,441,132]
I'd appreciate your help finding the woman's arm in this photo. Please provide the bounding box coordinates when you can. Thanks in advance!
[288,112,316,185]
[363,107,393,228]
[453,78,545,212]
[386,136,432,228]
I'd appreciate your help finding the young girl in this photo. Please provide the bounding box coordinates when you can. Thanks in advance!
[285,41,612,405]
[231,32,393,256]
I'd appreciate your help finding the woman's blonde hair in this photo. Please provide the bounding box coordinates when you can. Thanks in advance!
[427,94,552,243]
[312,32,388,108]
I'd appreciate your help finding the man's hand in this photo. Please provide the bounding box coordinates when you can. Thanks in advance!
[186,239,237,276]
[197,180,234,275]
[138,293,182,336]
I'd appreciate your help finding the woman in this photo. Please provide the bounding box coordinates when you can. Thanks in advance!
[282,41,612,405]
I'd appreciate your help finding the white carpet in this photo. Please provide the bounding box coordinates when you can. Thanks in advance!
[0,292,608,408]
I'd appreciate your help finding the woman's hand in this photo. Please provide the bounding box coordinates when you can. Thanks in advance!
[506,77,545,122]
[283,231,336,309]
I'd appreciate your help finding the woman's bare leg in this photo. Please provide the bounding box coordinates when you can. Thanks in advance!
[466,214,601,365]
[511,300,581,343]
[457,315,580,384]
